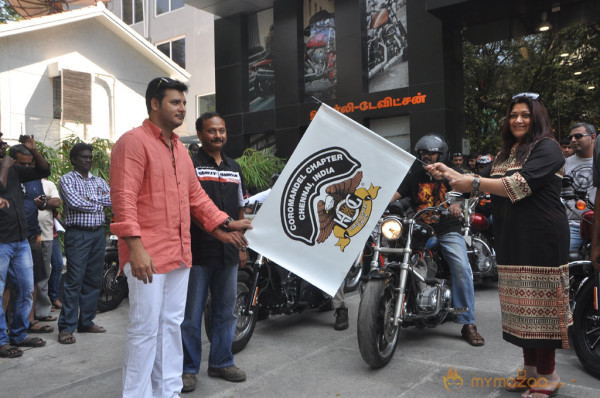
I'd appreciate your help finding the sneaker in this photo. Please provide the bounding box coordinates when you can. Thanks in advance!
[207,365,246,382]
[334,306,349,331]
[182,373,197,393]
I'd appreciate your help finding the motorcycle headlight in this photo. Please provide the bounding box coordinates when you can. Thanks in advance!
[381,219,402,241]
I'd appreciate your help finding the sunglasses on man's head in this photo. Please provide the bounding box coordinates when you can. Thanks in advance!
[512,92,540,100]
[568,133,593,140]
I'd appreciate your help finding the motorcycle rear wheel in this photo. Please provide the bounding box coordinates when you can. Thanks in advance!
[357,279,399,368]
[571,281,600,378]
[204,271,258,354]
[97,251,128,313]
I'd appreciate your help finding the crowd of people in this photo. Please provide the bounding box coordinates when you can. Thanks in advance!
[1,80,599,398]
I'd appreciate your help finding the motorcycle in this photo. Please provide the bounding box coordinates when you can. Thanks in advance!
[204,211,332,354]
[303,10,337,84]
[344,197,413,294]
[97,234,128,312]
[249,47,274,99]
[462,193,497,284]
[357,192,468,368]
[560,176,600,378]
[367,0,408,79]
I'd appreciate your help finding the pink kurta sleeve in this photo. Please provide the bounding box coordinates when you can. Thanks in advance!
[110,132,145,237]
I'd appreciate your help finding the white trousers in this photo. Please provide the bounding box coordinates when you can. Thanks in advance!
[122,264,190,398]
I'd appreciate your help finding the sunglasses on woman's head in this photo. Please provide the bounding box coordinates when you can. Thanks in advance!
[512,92,540,100]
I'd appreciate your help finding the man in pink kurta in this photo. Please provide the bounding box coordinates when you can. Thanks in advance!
[110,78,251,398]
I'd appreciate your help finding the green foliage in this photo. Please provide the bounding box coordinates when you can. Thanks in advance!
[0,0,21,23]
[235,148,286,193]
[463,23,600,154]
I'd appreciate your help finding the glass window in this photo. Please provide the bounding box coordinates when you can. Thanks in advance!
[122,0,143,24]
[197,93,216,118]
[156,0,168,15]
[156,0,183,15]
[157,37,186,69]
[52,77,61,119]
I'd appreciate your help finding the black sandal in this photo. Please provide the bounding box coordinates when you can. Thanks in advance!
[0,344,23,358]
[28,320,54,333]
[13,337,46,347]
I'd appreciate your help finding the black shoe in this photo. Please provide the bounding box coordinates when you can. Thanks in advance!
[334,306,349,331]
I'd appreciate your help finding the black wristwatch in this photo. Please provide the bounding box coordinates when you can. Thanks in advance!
[222,217,234,230]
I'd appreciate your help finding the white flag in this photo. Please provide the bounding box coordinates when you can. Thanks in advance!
[245,104,415,296]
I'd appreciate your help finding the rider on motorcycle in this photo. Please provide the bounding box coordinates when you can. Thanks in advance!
[391,133,485,346]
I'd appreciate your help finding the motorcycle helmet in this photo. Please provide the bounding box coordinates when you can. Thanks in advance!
[414,133,449,163]
[476,154,493,172]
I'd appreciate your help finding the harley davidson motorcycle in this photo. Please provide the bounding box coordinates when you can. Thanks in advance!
[560,176,600,378]
[303,10,337,84]
[249,48,274,99]
[367,0,408,79]
[462,193,497,284]
[97,234,128,312]
[357,192,468,368]
[204,212,331,354]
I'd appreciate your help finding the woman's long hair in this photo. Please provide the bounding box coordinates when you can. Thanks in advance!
[495,96,555,164]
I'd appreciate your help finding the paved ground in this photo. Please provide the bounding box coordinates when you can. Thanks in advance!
[1,283,598,398]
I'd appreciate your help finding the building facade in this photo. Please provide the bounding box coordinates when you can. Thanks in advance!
[186,0,600,158]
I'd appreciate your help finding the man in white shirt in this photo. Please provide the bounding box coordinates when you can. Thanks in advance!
[36,179,61,320]
[565,122,597,253]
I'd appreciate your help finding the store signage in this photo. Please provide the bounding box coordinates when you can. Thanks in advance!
[310,92,428,120]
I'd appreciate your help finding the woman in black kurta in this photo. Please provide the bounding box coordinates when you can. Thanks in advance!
[426,93,570,398]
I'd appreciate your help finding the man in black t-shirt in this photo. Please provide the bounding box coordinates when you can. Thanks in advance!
[181,113,248,392]
[392,133,484,346]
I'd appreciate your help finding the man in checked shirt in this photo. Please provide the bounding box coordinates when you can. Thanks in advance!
[58,143,111,344]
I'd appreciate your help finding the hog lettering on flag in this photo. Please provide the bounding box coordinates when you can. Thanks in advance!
[244,104,415,296]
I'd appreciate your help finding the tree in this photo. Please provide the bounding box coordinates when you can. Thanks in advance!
[463,23,600,154]
[0,0,21,23]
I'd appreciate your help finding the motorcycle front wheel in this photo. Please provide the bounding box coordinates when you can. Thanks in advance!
[571,281,600,378]
[97,251,128,313]
[357,279,399,368]
[204,271,258,354]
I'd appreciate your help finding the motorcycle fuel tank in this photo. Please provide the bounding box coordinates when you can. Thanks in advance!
[370,9,389,29]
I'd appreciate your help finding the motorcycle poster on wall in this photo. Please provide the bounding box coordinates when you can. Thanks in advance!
[248,8,275,112]
[366,0,409,92]
[303,1,337,102]
[244,104,415,296]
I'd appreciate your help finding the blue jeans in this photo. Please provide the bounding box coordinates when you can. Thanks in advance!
[48,237,63,303]
[0,239,34,345]
[58,228,105,333]
[425,232,475,324]
[181,263,238,373]
[569,224,583,253]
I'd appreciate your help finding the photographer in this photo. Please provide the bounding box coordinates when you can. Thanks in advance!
[0,133,50,358]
